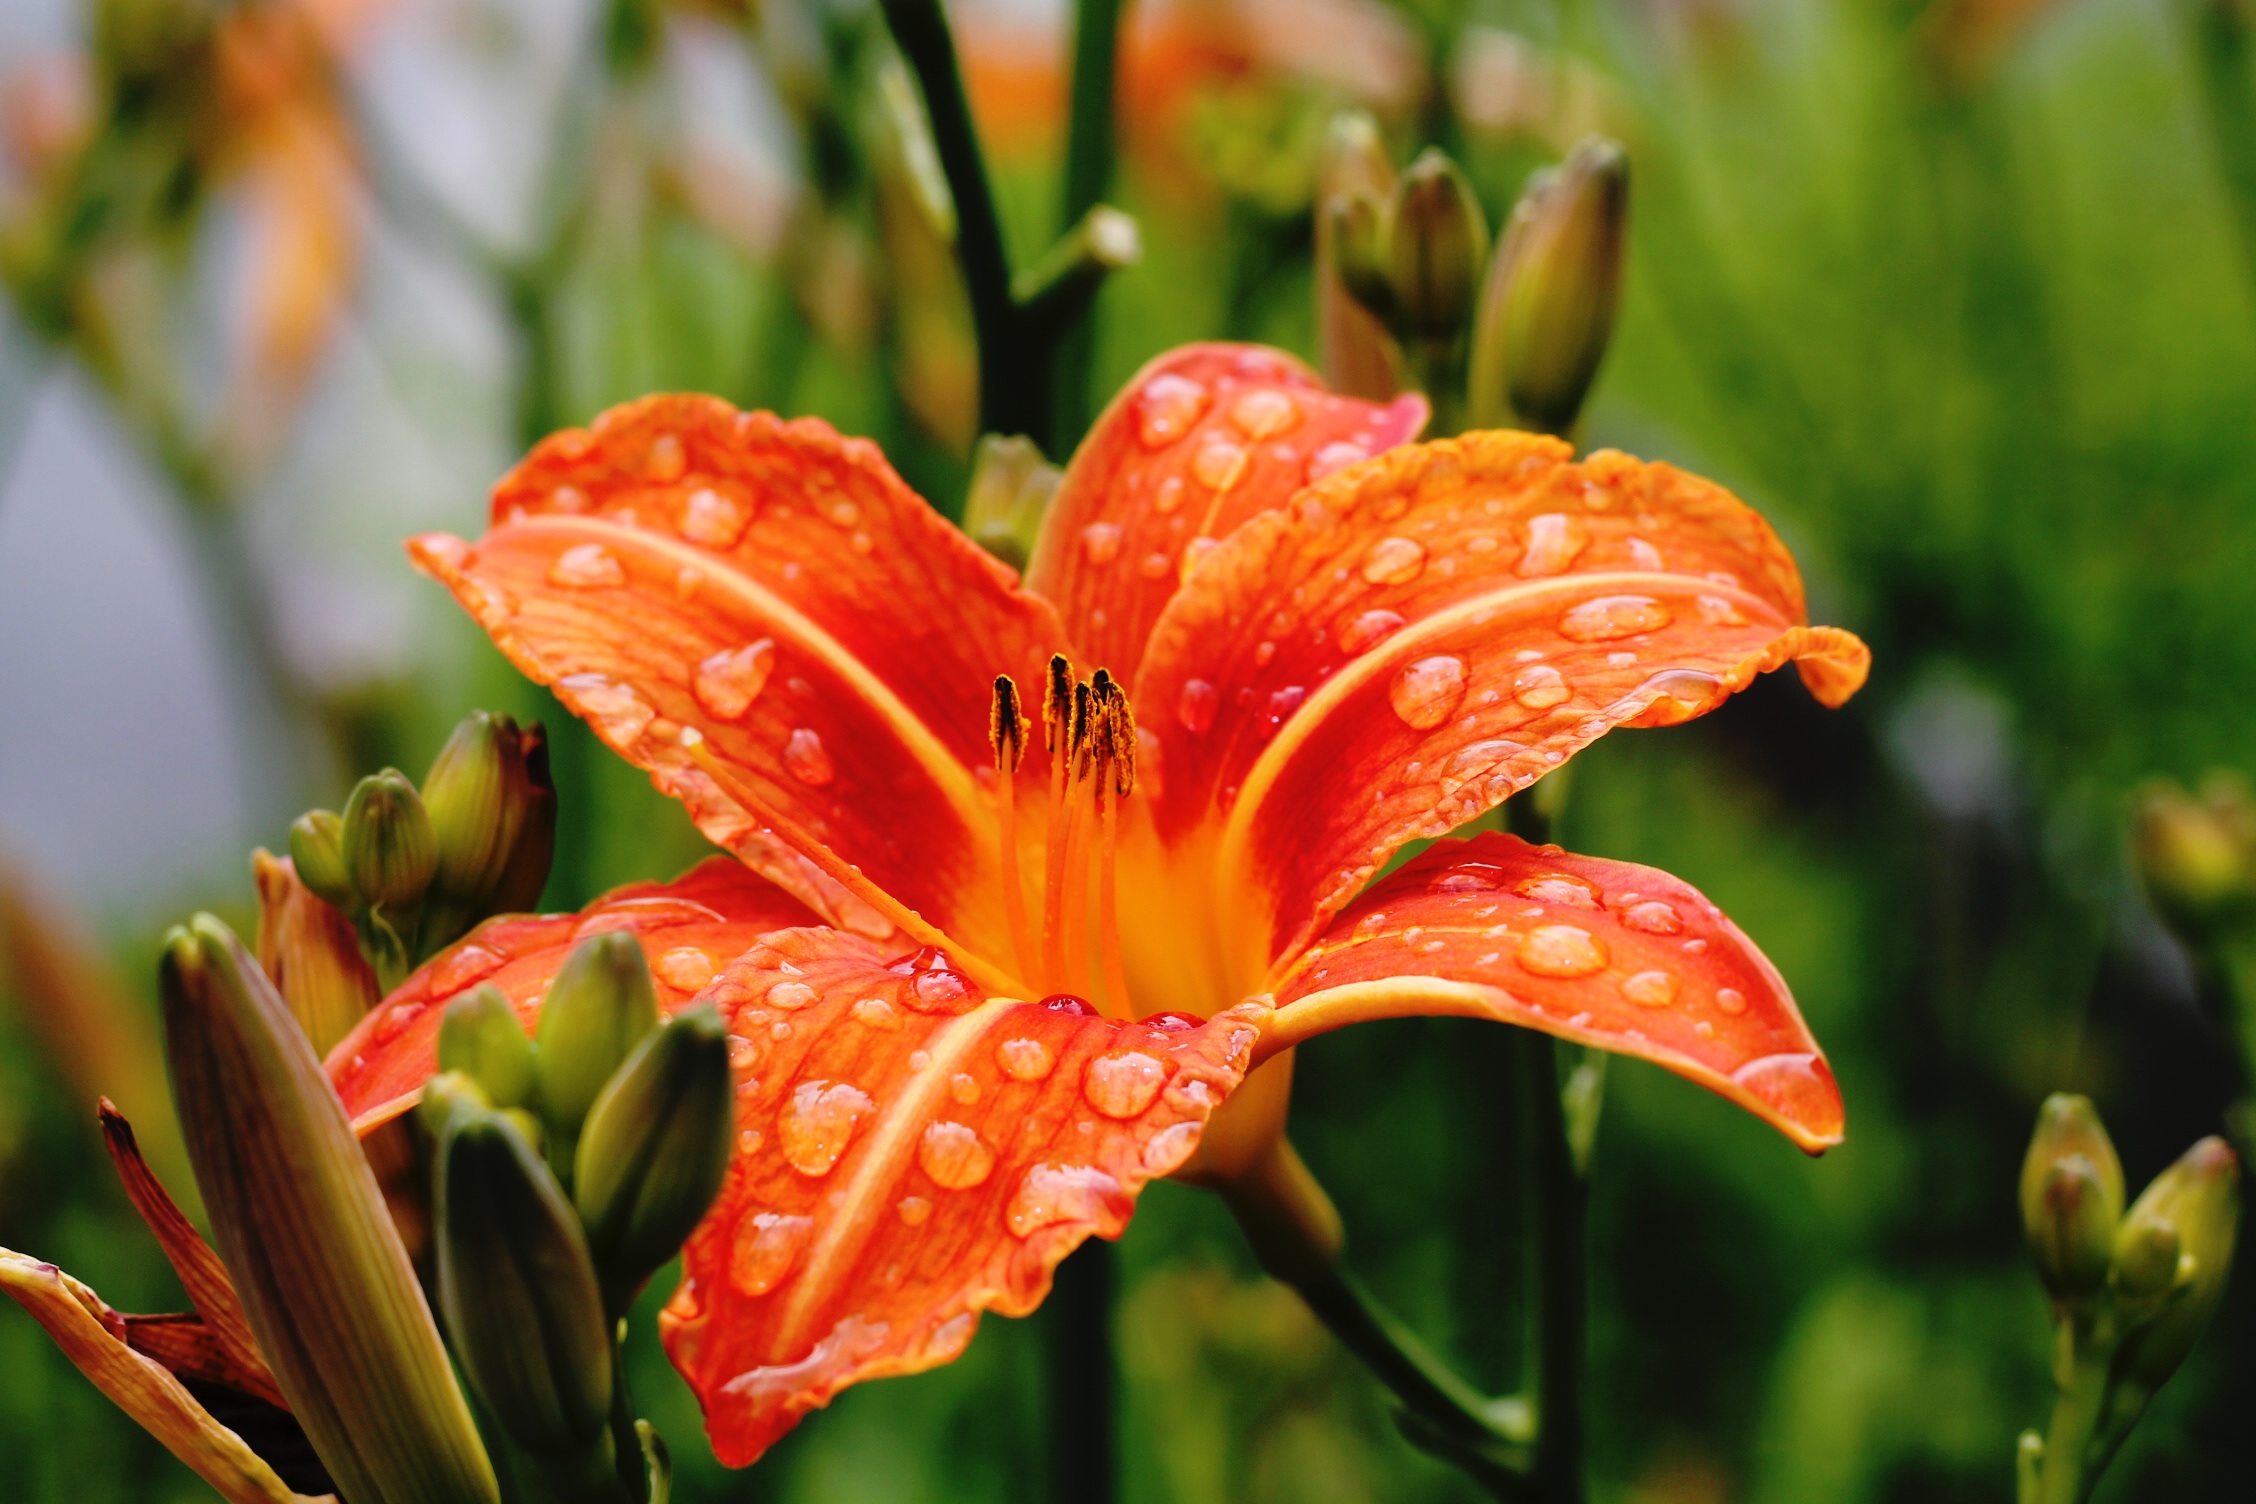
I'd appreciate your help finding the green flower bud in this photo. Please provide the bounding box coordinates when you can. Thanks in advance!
[342,769,438,915]
[421,1069,491,1141]
[574,1005,735,1317]
[536,933,660,1178]
[2132,775,2256,943]
[491,724,557,917]
[1316,110,1402,400]
[2019,1094,2124,1303]
[1468,138,1630,437]
[2110,1216,2182,1301]
[161,915,499,1504]
[421,713,536,947]
[288,809,356,913]
[435,1108,616,1489]
[1327,186,1397,328]
[965,435,1062,571]
[2112,1136,2239,1396]
[1387,150,1488,340]
[439,983,536,1109]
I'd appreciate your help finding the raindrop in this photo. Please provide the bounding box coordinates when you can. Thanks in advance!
[682,488,749,547]
[1179,537,1221,582]
[1620,900,1683,935]
[1083,1051,1168,1118]
[827,499,862,528]
[1192,441,1249,492]
[1307,441,1368,481]
[1006,1163,1126,1238]
[1513,664,1571,710]
[1259,685,1306,740]
[852,997,899,1028]
[1517,925,1609,978]
[1696,595,1746,626]
[1621,970,1678,1008]
[729,1210,812,1295]
[550,544,624,588]
[1254,640,1277,668]
[1361,536,1427,586]
[1153,476,1186,514]
[897,1196,933,1226]
[1626,536,1664,571]
[738,1128,764,1153]
[559,674,655,744]
[997,1037,1055,1081]
[918,1121,996,1188]
[1560,595,1671,642]
[1390,656,1468,729]
[767,981,820,1010]
[1229,389,1300,438]
[694,640,777,720]
[1080,522,1124,566]
[1042,994,1098,1017]
[1517,514,1588,577]
[549,486,588,513]
[1136,375,1210,447]
[950,1072,980,1104]
[784,728,835,786]
[1715,987,1748,1015]
[1626,668,1724,726]
[778,1081,874,1176]
[1337,609,1405,654]
[1513,873,1602,909]
[1177,678,1219,734]
[1139,551,1173,580]
[648,433,686,481]
[655,948,717,990]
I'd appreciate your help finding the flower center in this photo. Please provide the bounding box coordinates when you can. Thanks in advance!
[990,655,1138,1019]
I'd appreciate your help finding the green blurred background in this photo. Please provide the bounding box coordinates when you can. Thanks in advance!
[2,0,2252,1497]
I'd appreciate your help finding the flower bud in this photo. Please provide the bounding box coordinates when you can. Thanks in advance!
[2132,775,2256,943]
[965,435,1062,571]
[434,1108,616,1484]
[1316,111,1401,399]
[491,724,557,917]
[536,932,660,1178]
[421,1069,491,1141]
[341,769,438,915]
[1468,137,1630,437]
[574,1005,735,1317]
[161,914,498,1504]
[1328,187,1397,328]
[288,809,356,913]
[1387,149,1489,340]
[2110,1216,2182,1301]
[252,849,378,1057]
[421,713,536,946]
[2112,1136,2239,1396]
[439,983,536,1110]
[2019,1094,2123,1302]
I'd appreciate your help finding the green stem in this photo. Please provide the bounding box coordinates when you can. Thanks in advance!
[1045,1239,1117,1504]
[2035,1339,2109,1504]
[1050,0,1125,448]
[1520,1032,1587,1504]
[877,0,1025,438]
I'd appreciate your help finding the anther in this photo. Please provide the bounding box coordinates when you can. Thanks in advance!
[990,676,1037,980]
[989,675,1024,773]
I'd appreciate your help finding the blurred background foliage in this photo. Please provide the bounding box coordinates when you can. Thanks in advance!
[2,0,2253,1497]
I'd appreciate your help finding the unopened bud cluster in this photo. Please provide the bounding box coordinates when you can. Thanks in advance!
[292,711,556,991]
[1323,120,1628,439]
[421,933,733,1496]
[2014,1094,2239,1502]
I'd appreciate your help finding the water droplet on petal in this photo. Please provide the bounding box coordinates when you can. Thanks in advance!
[950,1072,979,1104]
[1518,925,1609,978]
[695,640,777,719]
[1307,441,1368,481]
[1697,594,1746,626]
[767,980,819,1010]
[1179,536,1221,582]
[784,728,835,786]
[826,498,862,528]
[1715,987,1748,1015]
[1083,1051,1167,1118]
[997,1037,1055,1080]
[550,544,624,588]
[738,1128,764,1153]
[1229,388,1300,439]
[1625,669,1724,727]
[648,432,686,481]
[559,674,655,744]
[852,996,899,1028]
[1626,536,1664,570]
[1390,656,1467,729]
[1178,678,1219,734]
[1080,522,1124,565]
[1514,873,1603,909]
[729,1210,812,1294]
[778,1081,874,1175]
[655,948,717,990]
[1729,1052,1835,1118]
[1361,536,1427,585]
[918,1121,996,1188]
[1621,900,1684,935]
[1192,440,1249,492]
[1338,609,1405,654]
[1517,513,1588,577]
[1006,1162,1127,1238]
[682,488,749,546]
[1042,994,1098,1017]
[1253,640,1276,668]
[1622,970,1678,1007]
[1139,551,1173,579]
[897,1195,932,1225]
[549,486,588,513]
[1560,595,1672,642]
[1514,664,1571,709]
[1153,476,1186,514]
[1137,375,1210,447]
[1144,1120,1203,1174]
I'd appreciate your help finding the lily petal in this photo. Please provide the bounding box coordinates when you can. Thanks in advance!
[0,1251,327,1504]
[328,858,819,1131]
[1134,433,1870,972]
[410,395,1068,957]
[1028,343,1426,672]
[661,926,1267,1465]
[1263,834,1843,1152]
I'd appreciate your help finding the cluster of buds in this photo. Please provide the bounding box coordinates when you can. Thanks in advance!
[2014,1094,2240,1503]
[420,933,734,1498]
[291,711,556,991]
[1321,115,1628,439]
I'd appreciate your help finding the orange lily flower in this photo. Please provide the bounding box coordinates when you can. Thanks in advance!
[338,341,1866,1464]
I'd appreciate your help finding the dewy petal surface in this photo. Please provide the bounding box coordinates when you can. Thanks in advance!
[1265,834,1844,1151]
[1028,343,1427,672]
[661,926,1266,1466]
[0,1252,322,1504]
[1133,433,1870,971]
[328,858,818,1130]
[409,395,1068,955]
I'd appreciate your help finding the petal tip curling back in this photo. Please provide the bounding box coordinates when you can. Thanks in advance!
[660,927,1269,1466]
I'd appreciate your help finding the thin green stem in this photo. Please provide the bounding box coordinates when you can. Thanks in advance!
[1045,1239,1117,1504]
[1051,0,1125,448]
[2035,1339,2109,1504]
[1519,1032,1587,1504]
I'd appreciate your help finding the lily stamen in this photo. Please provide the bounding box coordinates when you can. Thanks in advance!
[988,675,1039,982]
[1040,655,1076,988]
[1059,679,1100,1006]
[1095,678,1138,1022]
